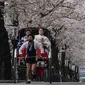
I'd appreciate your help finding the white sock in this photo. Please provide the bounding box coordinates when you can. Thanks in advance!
[27,79,31,81]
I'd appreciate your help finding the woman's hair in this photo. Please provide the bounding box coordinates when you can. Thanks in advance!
[25,28,32,33]
[27,34,34,39]
[39,27,44,31]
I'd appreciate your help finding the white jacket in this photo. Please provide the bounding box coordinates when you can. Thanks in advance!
[34,35,51,58]
[34,35,51,48]
[19,40,44,55]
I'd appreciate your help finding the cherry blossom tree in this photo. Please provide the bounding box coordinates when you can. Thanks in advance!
[4,0,85,66]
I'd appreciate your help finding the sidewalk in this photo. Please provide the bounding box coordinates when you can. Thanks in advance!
[0,82,84,85]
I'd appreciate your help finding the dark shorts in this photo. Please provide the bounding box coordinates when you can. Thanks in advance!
[25,57,37,64]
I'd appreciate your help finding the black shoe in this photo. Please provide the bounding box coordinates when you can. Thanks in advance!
[26,80,31,84]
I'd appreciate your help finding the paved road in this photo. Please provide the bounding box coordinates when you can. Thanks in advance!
[0,82,85,85]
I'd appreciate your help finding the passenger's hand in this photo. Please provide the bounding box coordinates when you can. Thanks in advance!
[41,38,44,42]
[19,54,23,57]
[44,57,48,60]
[19,54,24,61]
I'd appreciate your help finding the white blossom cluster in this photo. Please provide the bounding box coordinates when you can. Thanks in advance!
[3,0,85,66]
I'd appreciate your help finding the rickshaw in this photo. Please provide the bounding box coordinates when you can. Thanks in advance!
[11,36,52,83]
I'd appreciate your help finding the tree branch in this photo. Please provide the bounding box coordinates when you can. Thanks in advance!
[40,0,65,18]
